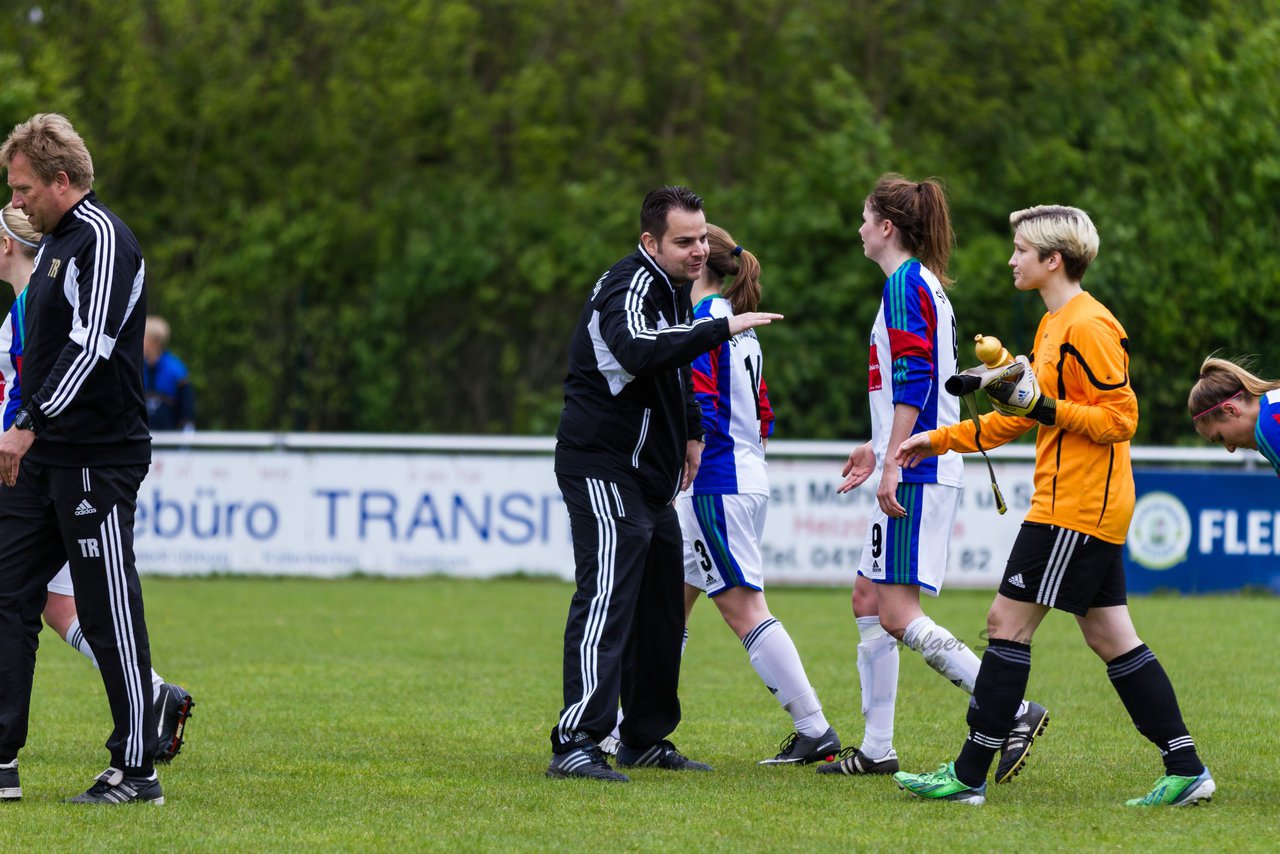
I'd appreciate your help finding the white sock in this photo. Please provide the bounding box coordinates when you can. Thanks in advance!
[609,706,623,741]
[856,616,899,756]
[902,615,981,694]
[65,619,98,667]
[68,619,167,703]
[743,618,829,736]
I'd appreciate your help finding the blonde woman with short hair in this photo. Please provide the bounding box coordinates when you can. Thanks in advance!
[894,205,1214,807]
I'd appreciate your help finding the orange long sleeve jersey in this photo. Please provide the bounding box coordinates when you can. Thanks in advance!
[928,292,1137,543]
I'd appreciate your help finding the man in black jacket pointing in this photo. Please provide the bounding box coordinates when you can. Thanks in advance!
[548,187,782,781]
[0,113,163,804]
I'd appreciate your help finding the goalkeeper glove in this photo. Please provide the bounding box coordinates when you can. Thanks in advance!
[984,356,1057,425]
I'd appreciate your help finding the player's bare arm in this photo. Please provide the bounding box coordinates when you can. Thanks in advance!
[680,438,703,492]
[838,442,875,493]
[876,403,920,518]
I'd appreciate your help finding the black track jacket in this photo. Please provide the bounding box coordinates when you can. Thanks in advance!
[555,245,731,504]
[22,191,151,467]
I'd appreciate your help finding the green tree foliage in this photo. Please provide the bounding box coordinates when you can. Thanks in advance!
[0,0,1275,441]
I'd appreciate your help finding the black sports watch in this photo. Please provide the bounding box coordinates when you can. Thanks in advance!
[12,408,35,432]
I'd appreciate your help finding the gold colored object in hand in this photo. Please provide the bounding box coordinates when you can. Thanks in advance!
[973,334,1013,369]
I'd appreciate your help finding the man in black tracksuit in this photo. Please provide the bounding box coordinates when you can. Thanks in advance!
[0,114,162,804]
[547,187,782,781]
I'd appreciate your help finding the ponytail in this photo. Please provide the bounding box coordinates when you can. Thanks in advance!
[866,174,955,286]
[704,223,762,314]
[1190,355,1280,420]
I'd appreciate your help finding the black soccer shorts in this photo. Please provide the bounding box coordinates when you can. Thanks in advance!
[999,522,1127,616]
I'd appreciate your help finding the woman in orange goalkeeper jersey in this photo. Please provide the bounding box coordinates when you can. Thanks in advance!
[891,205,1213,807]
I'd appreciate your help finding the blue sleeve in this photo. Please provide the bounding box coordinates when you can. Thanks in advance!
[882,270,936,409]
[1256,397,1280,475]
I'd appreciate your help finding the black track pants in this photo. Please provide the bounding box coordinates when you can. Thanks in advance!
[0,461,156,775]
[551,474,684,752]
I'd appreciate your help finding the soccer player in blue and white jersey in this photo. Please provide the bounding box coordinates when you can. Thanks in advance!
[1190,356,1280,473]
[678,223,840,765]
[820,175,1047,780]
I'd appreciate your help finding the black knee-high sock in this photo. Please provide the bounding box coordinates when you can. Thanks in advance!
[954,639,1031,787]
[1107,644,1203,777]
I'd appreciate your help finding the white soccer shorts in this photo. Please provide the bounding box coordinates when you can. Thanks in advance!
[679,492,768,596]
[858,482,960,595]
[47,563,75,596]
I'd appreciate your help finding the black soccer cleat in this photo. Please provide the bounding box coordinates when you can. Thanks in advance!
[759,727,842,765]
[816,746,901,775]
[67,767,164,804]
[154,683,195,764]
[995,701,1049,783]
[0,759,20,801]
[616,740,712,771]
[547,743,630,782]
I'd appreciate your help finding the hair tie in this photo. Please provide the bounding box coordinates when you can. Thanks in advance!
[732,245,743,257]
[915,183,924,193]
[1192,389,1243,420]
[0,215,38,249]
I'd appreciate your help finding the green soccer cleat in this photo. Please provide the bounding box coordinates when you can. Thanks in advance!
[893,762,987,805]
[1125,768,1215,807]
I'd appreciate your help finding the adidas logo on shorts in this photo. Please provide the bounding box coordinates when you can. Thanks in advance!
[1008,573,1026,589]
[74,499,97,516]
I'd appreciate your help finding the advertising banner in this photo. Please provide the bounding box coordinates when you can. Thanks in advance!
[137,449,1033,587]
[1125,469,1280,594]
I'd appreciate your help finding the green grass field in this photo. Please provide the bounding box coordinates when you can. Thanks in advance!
[6,577,1279,851]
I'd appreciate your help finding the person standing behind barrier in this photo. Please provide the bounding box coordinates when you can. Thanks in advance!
[677,224,840,765]
[0,113,163,804]
[143,315,194,432]
[1189,356,1280,473]
[548,187,783,782]
[893,204,1213,807]
[822,174,1048,781]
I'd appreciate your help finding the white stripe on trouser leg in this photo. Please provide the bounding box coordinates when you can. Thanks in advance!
[558,479,616,740]
[83,468,91,492]
[102,506,147,768]
[566,479,616,735]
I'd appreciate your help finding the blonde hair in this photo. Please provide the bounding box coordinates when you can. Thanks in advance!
[1189,355,1280,421]
[1,203,40,256]
[1009,205,1099,281]
[704,224,763,314]
[146,315,172,348]
[0,113,95,189]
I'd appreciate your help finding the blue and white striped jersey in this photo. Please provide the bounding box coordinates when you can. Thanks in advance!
[688,295,773,496]
[1255,389,1280,475]
[0,288,26,430]
[868,259,963,487]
